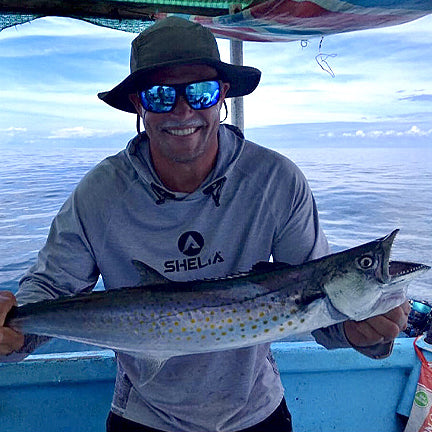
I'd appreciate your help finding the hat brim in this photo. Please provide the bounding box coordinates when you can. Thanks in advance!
[98,58,261,113]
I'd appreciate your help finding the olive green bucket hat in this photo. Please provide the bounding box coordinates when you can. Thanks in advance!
[98,16,261,113]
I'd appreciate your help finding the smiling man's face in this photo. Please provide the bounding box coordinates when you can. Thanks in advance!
[140,64,230,166]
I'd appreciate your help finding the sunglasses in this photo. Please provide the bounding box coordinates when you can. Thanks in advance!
[138,80,221,113]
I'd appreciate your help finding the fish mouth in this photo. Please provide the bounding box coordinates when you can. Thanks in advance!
[377,229,430,283]
[389,261,430,282]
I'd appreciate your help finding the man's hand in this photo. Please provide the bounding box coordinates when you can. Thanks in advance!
[344,300,411,347]
[0,291,24,356]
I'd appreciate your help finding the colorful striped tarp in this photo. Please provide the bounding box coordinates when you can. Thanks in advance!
[157,0,432,41]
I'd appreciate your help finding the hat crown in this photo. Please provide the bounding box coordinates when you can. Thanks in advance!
[130,17,221,73]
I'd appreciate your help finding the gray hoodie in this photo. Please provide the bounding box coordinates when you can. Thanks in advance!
[10,124,352,431]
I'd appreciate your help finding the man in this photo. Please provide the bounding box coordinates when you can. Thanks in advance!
[0,17,409,432]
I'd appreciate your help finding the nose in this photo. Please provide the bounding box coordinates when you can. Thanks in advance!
[171,95,194,117]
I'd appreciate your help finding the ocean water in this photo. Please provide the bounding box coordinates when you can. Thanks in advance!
[0,142,431,318]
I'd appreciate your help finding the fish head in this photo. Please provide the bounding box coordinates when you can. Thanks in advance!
[322,229,430,321]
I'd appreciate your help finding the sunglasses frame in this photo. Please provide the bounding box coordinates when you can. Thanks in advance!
[138,79,222,114]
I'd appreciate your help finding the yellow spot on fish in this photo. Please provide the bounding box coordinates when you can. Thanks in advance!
[264,329,269,333]
[191,319,196,324]
[174,321,179,326]
[201,335,206,340]
[161,321,166,326]
[252,325,257,329]
[169,329,173,333]
[279,327,285,332]
[210,324,215,329]
[288,321,293,326]
[272,316,278,322]
[182,327,186,332]
[239,323,245,328]
[205,317,210,322]
[221,332,227,336]
[227,318,233,323]
[300,318,305,323]
[259,312,265,318]
[187,337,191,341]
[197,328,202,332]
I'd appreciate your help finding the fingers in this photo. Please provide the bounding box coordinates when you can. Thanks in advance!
[0,291,17,325]
[0,291,24,355]
[0,327,25,356]
[344,301,411,348]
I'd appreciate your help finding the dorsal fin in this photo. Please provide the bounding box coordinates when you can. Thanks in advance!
[132,260,171,285]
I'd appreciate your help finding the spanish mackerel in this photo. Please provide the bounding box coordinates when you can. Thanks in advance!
[5,230,429,357]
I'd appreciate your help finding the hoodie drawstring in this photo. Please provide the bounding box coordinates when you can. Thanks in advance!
[203,177,227,207]
[151,183,178,205]
[151,177,227,207]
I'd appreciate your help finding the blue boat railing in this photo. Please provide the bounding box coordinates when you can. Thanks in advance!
[0,338,419,432]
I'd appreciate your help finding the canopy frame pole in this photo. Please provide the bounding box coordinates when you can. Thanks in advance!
[229,4,244,132]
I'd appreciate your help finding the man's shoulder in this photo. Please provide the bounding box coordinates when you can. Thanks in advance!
[75,146,136,198]
[239,137,304,181]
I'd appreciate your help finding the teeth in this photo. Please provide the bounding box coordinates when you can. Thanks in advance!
[166,127,198,136]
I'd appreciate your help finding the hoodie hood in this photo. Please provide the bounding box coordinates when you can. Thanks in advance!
[125,124,245,207]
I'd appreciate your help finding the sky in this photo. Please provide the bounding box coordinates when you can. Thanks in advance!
[0,13,432,148]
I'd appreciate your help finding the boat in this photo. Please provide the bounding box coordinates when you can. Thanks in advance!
[0,337,425,432]
[1,1,431,431]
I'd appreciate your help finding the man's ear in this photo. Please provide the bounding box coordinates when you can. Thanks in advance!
[220,82,230,101]
[129,94,144,117]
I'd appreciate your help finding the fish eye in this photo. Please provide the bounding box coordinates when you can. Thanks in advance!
[357,255,375,269]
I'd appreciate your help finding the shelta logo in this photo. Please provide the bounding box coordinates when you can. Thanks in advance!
[178,231,204,256]
[164,231,224,273]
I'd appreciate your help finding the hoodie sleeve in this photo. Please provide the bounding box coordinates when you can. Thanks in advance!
[18,188,100,305]
[271,159,329,265]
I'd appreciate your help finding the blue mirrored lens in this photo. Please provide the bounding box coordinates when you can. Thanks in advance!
[139,80,220,113]
[186,81,220,110]
[141,85,176,113]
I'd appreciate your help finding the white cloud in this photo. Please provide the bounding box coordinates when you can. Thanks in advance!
[47,126,119,139]
[0,126,27,136]
[336,125,432,139]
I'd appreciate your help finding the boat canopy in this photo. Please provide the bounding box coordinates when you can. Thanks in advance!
[1,0,432,41]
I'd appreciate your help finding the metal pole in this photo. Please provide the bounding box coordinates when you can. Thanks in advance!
[229,5,244,132]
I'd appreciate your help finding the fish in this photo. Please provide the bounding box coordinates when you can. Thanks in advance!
[5,229,430,359]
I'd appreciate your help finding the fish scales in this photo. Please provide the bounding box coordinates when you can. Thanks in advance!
[5,229,430,357]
